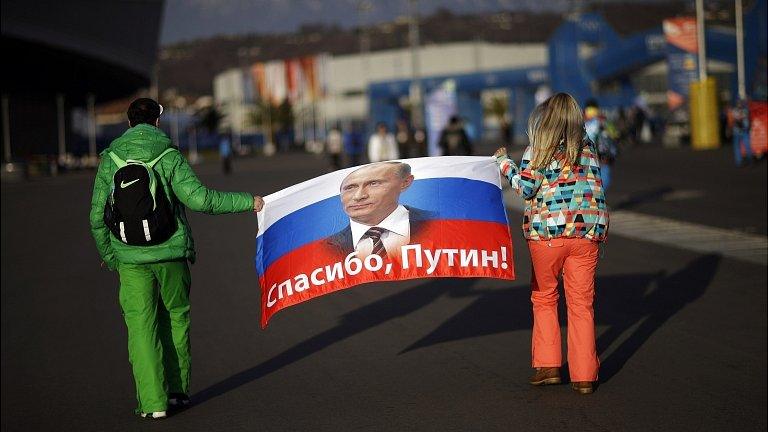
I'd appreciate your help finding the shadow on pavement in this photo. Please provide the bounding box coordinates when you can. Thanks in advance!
[192,278,477,406]
[597,254,720,381]
[402,254,720,383]
[612,186,674,210]
[193,254,719,405]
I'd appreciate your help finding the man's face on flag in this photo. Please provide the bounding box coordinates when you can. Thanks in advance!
[340,163,413,225]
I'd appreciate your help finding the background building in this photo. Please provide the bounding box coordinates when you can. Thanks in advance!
[211,0,766,150]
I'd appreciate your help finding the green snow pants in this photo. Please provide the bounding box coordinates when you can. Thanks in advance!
[117,260,191,414]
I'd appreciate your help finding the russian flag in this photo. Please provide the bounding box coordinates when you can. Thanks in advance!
[255,156,515,327]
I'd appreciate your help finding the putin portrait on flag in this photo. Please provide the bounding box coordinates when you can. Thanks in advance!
[324,162,433,260]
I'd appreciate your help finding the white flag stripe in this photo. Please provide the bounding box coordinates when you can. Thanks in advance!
[257,156,501,236]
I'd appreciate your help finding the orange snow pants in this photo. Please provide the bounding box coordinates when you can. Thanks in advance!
[528,238,600,382]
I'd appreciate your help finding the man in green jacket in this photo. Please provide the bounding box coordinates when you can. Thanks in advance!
[89,98,264,419]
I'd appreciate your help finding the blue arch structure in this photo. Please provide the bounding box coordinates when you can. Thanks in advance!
[554,0,766,107]
[368,0,766,142]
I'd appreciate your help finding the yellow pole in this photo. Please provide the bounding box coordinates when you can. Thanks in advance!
[689,77,720,149]
[689,1,720,150]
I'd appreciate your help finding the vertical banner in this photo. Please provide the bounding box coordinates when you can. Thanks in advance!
[255,157,515,327]
[265,60,287,106]
[251,63,267,102]
[663,17,699,122]
[750,101,768,157]
[316,53,331,100]
[425,80,458,156]
[286,59,302,104]
[300,57,318,101]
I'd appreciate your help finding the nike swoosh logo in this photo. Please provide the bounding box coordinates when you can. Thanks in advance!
[120,179,140,188]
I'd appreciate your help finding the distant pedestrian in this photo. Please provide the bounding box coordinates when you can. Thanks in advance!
[438,115,473,155]
[731,99,753,167]
[395,119,414,159]
[89,98,264,419]
[368,122,398,162]
[500,117,513,146]
[219,131,233,174]
[616,107,630,148]
[629,104,647,146]
[584,99,619,191]
[494,93,609,395]
[327,124,343,170]
[414,128,427,157]
[463,116,479,145]
[720,102,733,145]
[343,123,364,167]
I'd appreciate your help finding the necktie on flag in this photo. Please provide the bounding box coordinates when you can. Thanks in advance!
[363,227,388,258]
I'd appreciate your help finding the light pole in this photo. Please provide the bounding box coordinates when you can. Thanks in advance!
[189,123,199,164]
[357,1,372,78]
[408,0,423,130]
[735,0,746,100]
[150,64,159,101]
[56,93,66,165]
[235,50,248,152]
[87,93,97,161]
[2,95,10,163]
[170,104,180,150]
[695,0,707,81]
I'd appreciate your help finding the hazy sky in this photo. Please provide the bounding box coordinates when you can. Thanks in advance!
[159,0,574,45]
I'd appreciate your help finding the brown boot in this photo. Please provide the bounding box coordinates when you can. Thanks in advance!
[529,367,561,385]
[571,381,595,394]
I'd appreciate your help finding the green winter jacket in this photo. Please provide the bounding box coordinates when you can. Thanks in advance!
[89,124,254,270]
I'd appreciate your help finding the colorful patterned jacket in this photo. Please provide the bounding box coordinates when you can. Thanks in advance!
[496,140,609,242]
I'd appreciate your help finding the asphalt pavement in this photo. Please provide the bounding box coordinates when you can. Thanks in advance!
[1,144,766,432]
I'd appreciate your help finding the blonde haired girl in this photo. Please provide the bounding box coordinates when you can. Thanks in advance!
[494,92,609,394]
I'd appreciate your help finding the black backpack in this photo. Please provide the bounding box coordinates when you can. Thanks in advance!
[103,148,177,246]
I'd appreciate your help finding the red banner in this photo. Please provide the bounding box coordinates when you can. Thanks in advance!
[750,101,768,156]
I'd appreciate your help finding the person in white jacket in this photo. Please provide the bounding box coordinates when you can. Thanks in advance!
[368,123,399,162]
